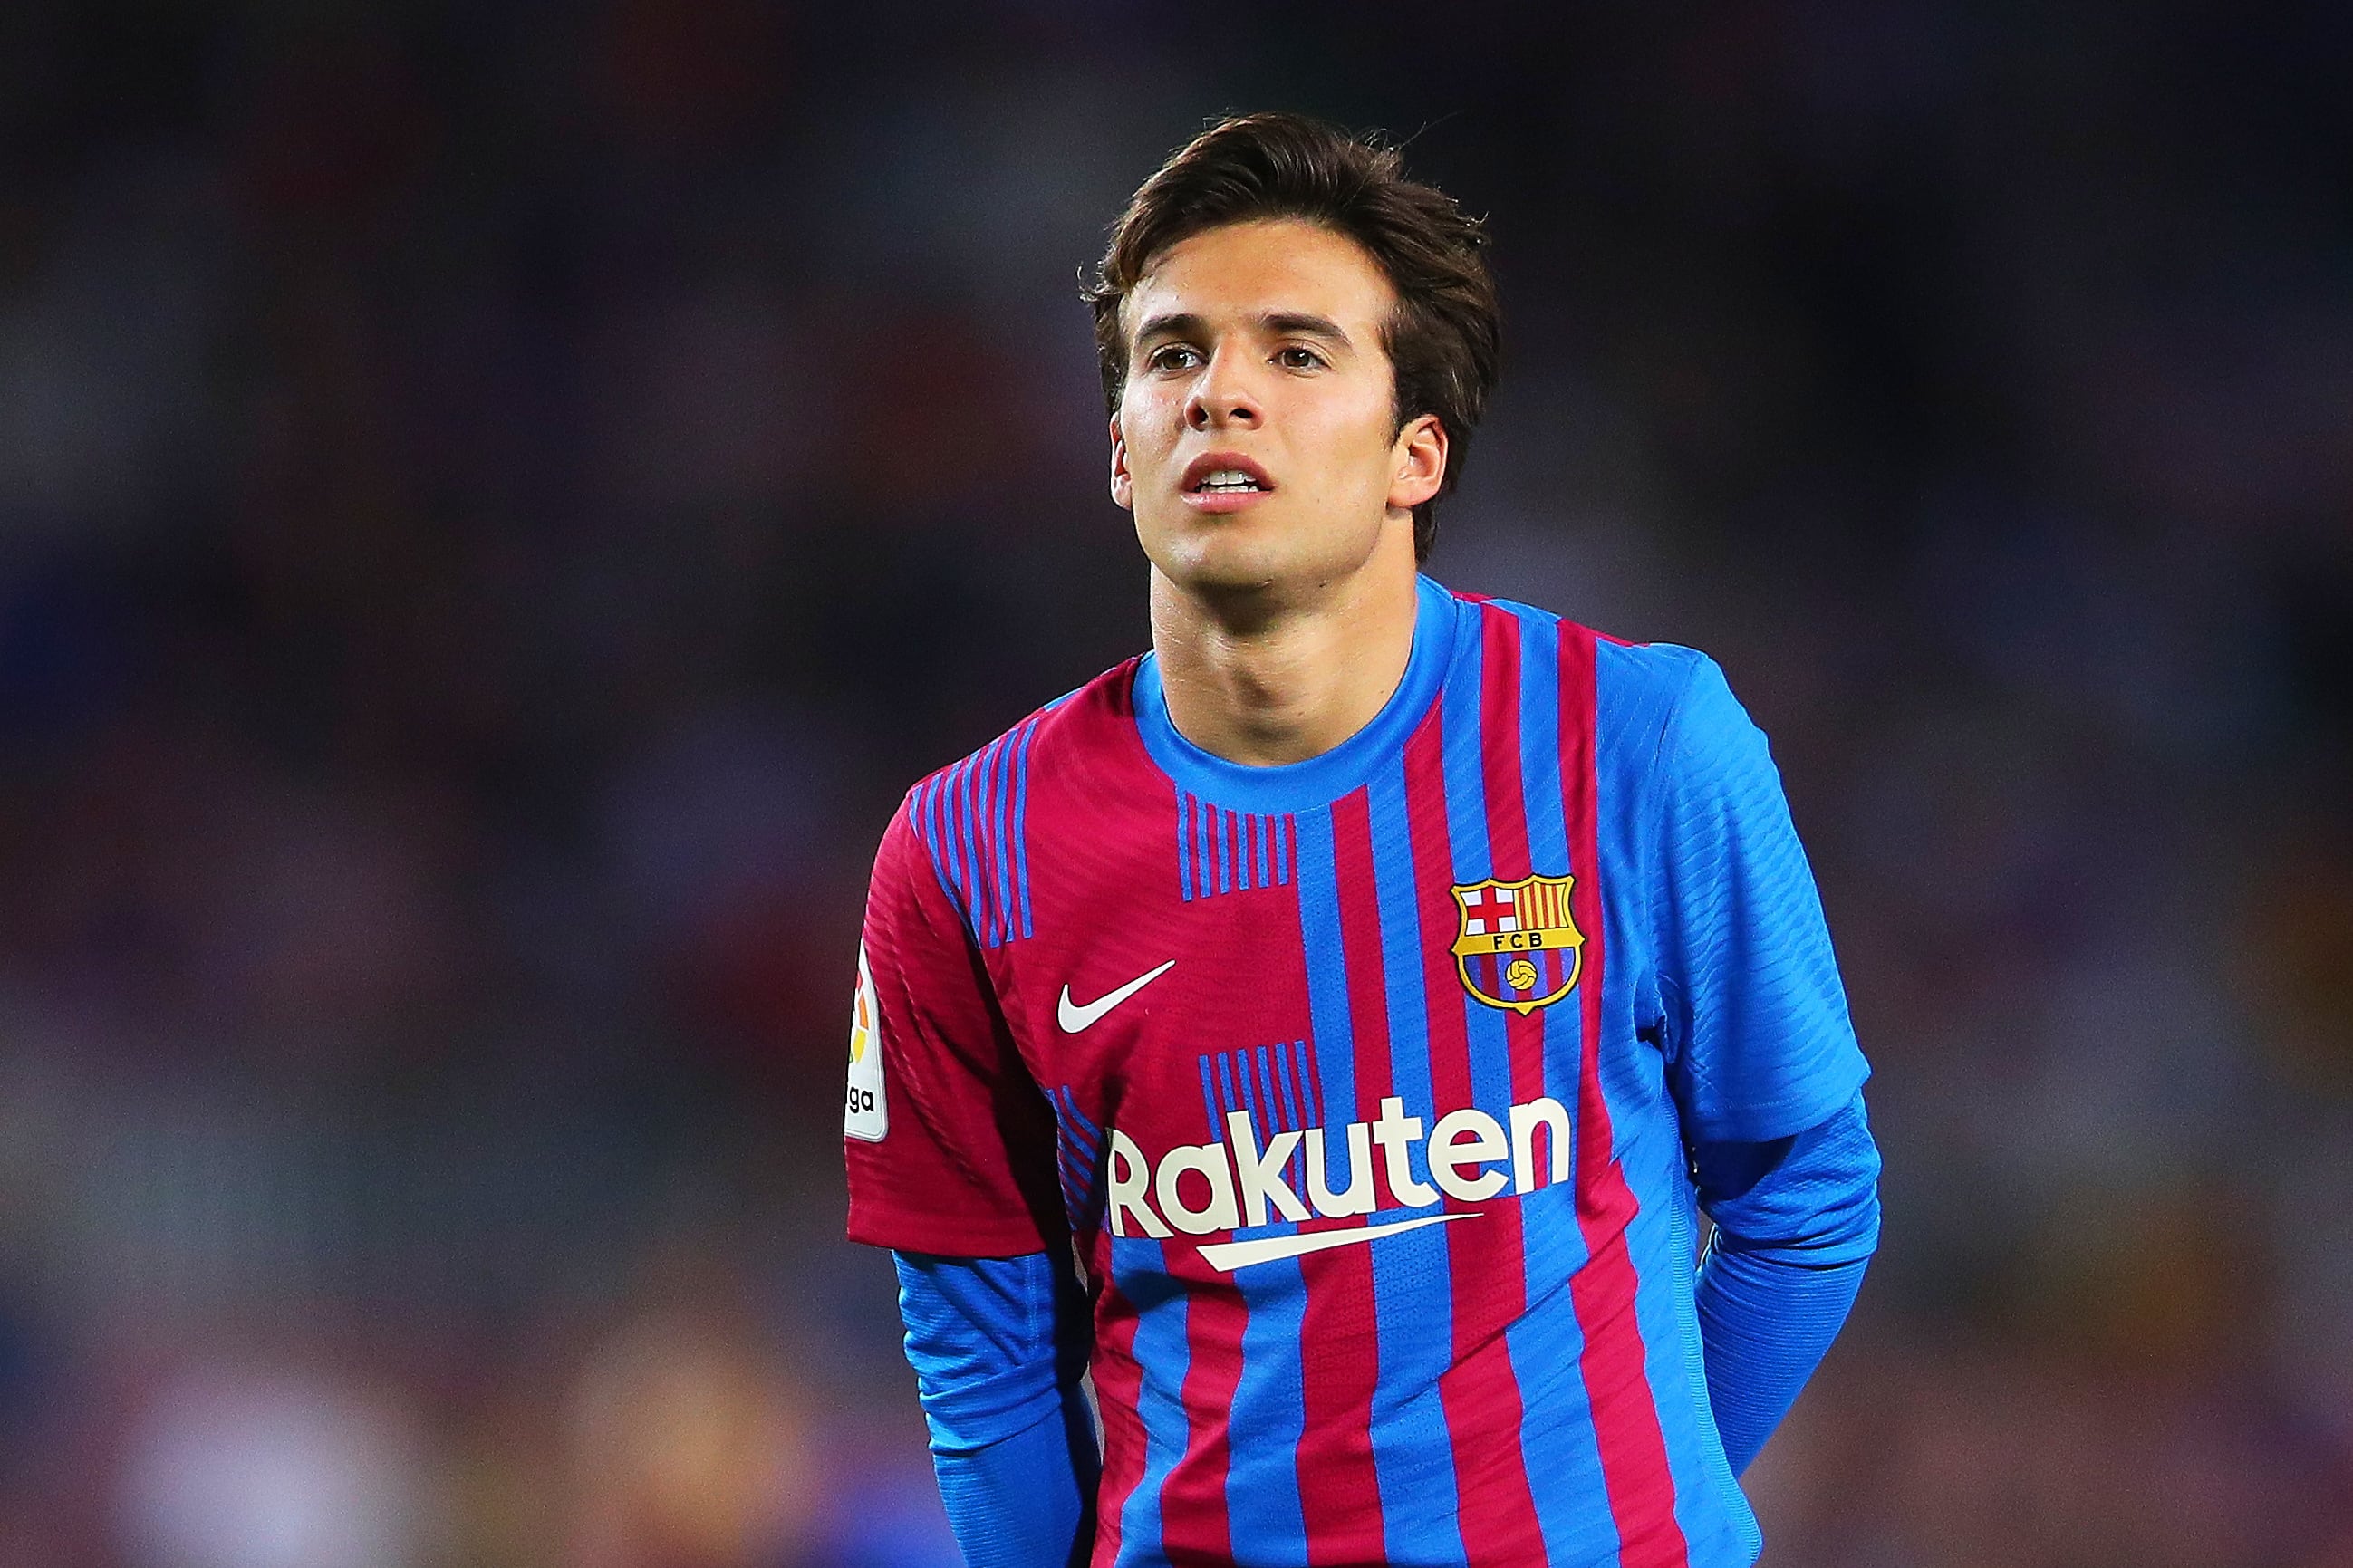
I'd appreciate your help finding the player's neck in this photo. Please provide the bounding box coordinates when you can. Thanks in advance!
[1146,550,1422,768]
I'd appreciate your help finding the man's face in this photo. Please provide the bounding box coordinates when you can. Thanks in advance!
[1110,218,1445,597]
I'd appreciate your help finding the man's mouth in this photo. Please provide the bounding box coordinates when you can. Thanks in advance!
[1181,455,1276,500]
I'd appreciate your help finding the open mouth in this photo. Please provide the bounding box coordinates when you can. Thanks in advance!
[1181,454,1275,497]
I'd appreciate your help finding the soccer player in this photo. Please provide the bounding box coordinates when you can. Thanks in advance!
[844,112,1880,1568]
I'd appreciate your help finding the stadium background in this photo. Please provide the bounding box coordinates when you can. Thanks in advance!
[2,2,2348,1563]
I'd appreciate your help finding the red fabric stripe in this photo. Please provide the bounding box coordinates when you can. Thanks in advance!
[1404,705,1545,1563]
[1162,1276,1242,1566]
[1089,1284,1148,1568]
[1476,607,1559,1193]
[1293,1243,1385,1563]
[1294,789,1394,1562]
[1558,620,1690,1566]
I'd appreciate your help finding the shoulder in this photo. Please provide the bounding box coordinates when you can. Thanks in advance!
[891,657,1143,946]
[1451,587,1723,738]
[902,657,1142,816]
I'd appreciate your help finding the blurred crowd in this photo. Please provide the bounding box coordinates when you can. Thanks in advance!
[1,2,2348,1564]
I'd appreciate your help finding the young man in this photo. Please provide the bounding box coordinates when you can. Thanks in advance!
[844,113,1879,1568]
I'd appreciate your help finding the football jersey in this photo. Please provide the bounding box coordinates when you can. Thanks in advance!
[845,575,1869,1568]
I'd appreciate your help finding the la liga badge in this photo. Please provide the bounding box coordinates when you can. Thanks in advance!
[1451,874,1585,1014]
[844,943,888,1141]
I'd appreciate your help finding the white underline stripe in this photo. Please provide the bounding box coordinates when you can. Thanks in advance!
[1197,1211,1478,1272]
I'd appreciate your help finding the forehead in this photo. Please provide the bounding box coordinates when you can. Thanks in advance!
[1124,218,1396,338]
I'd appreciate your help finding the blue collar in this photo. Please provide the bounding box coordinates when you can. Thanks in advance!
[1132,574,1463,815]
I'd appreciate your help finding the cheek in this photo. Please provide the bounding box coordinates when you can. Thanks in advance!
[1298,400,1403,492]
[1120,384,1182,454]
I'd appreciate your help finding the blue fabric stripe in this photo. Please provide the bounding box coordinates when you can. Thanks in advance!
[984,735,1012,945]
[1012,718,1036,940]
[1300,1039,1320,1126]
[1227,1245,1310,1559]
[968,755,994,942]
[1053,1088,1102,1225]
[1113,1238,1189,1562]
[931,775,969,941]
[1270,1041,1303,1188]
[1363,756,1465,1564]
[1189,793,1203,901]
[1251,1044,1277,1134]
[944,761,975,939]
[916,781,952,928]
[1204,805,1217,896]
[1272,1041,1301,1135]
[1177,789,1193,901]
[967,746,991,945]
[1514,610,1569,880]
[1199,794,1212,903]
[1221,1044,1310,1554]
[1200,1056,1222,1136]
[911,782,948,910]
[1293,807,1357,1143]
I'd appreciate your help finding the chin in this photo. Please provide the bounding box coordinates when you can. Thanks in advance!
[1143,511,1379,600]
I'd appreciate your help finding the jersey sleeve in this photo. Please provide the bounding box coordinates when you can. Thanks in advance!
[1649,655,1870,1143]
[844,798,1064,1256]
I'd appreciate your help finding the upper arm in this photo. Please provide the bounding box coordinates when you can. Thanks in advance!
[845,800,1064,1256]
[1649,655,1870,1144]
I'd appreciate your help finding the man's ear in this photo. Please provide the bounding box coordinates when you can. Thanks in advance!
[1109,414,1133,510]
[1387,413,1448,515]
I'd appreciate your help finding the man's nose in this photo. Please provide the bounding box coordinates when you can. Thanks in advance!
[1184,349,1261,429]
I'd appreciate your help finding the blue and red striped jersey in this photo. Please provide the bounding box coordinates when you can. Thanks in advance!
[845,576,1869,1568]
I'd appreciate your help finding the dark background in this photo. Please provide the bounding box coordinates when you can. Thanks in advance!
[2,3,2349,1564]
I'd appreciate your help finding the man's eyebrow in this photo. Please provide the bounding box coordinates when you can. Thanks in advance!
[1133,311,1204,343]
[1258,312,1352,347]
[1130,310,1355,347]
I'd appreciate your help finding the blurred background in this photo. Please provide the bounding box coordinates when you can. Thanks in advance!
[1,2,2348,1563]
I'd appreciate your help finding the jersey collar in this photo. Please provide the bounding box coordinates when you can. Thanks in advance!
[1131,573,1463,816]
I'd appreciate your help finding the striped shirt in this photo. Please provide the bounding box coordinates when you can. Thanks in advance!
[845,574,1869,1567]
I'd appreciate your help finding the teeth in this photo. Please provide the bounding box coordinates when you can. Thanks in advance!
[1198,469,1263,492]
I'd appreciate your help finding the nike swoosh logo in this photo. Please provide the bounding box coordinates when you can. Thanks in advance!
[1056,960,1177,1033]
[1199,1211,1477,1272]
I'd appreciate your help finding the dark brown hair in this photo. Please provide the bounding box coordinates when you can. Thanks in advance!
[1085,112,1500,563]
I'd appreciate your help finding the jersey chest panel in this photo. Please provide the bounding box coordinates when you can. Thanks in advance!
[991,779,1315,1205]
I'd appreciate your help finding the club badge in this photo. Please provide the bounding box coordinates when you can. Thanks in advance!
[1451,874,1585,1014]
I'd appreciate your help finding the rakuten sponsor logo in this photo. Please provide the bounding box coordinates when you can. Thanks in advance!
[1107,1095,1571,1269]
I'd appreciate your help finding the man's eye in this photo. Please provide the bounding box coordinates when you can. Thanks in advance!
[1148,345,1201,371]
[1276,345,1326,370]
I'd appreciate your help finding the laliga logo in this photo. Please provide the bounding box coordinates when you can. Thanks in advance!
[844,946,887,1141]
[1105,1092,1573,1270]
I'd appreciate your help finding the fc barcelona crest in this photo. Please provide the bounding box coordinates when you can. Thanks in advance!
[1451,875,1585,1014]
